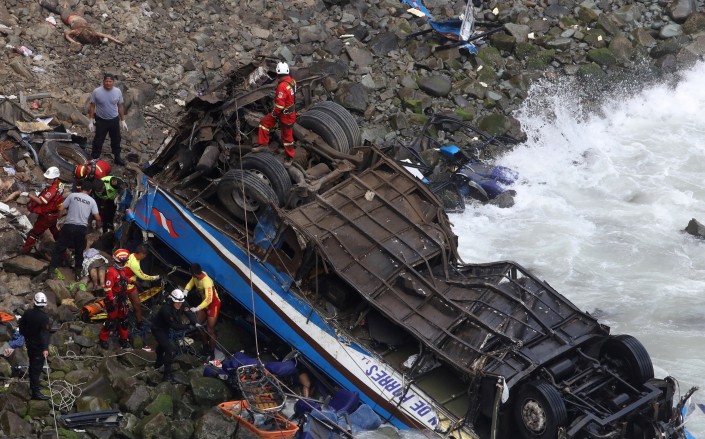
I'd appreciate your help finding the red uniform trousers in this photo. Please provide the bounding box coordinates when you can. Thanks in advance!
[258,112,296,158]
[99,292,131,342]
[23,213,60,253]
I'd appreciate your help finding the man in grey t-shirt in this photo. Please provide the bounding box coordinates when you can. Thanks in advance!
[88,73,127,166]
[48,180,102,280]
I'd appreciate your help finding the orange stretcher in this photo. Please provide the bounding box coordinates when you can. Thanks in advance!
[218,400,298,439]
[80,286,162,322]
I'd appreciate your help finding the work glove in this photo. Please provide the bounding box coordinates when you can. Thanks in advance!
[120,120,128,131]
[88,119,95,132]
[105,299,116,313]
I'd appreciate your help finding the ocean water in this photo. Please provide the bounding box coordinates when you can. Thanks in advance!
[452,61,705,436]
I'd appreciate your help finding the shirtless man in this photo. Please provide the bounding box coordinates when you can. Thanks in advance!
[38,0,124,47]
[63,14,124,47]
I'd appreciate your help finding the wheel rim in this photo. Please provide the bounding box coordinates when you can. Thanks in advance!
[248,169,273,188]
[230,187,260,212]
[57,144,87,167]
[521,398,547,434]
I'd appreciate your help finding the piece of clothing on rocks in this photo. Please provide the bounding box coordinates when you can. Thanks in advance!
[81,248,109,277]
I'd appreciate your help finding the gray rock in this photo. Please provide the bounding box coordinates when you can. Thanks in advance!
[345,46,374,68]
[613,4,643,27]
[668,0,697,23]
[685,218,705,238]
[417,75,452,97]
[56,305,75,322]
[659,23,683,38]
[194,407,238,439]
[546,37,573,50]
[298,24,324,43]
[369,32,398,56]
[0,410,33,438]
[334,82,369,113]
[190,376,234,406]
[609,34,635,60]
[545,4,570,18]
[309,59,349,80]
[75,395,112,412]
[121,385,152,414]
[45,279,71,302]
[489,190,516,208]
[505,23,531,43]
[137,411,172,439]
[3,255,47,276]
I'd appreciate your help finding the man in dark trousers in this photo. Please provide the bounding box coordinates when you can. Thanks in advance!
[93,175,124,233]
[88,73,127,165]
[19,292,51,400]
[48,180,102,280]
[151,289,196,383]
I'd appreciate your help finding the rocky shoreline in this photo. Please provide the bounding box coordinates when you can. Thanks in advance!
[2,0,705,437]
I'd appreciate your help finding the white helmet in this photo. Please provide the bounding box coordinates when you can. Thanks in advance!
[44,167,61,179]
[169,289,185,303]
[34,292,48,307]
[276,62,289,75]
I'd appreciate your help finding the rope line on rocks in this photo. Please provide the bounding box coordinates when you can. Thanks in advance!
[45,356,60,439]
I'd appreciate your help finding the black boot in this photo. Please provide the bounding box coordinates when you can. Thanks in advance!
[162,373,176,384]
[31,390,49,401]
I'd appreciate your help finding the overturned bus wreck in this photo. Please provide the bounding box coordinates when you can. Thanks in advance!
[125,62,693,439]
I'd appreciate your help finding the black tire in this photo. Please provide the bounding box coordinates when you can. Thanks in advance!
[311,101,361,148]
[600,335,654,386]
[514,382,567,439]
[39,141,89,182]
[297,110,351,154]
[240,153,292,206]
[217,169,279,224]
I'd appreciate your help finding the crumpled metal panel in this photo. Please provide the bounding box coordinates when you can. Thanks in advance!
[285,156,601,379]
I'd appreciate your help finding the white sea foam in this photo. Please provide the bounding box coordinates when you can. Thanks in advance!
[453,62,705,436]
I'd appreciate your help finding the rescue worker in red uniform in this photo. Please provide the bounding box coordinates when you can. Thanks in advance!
[256,62,297,160]
[99,249,134,349]
[74,159,112,182]
[22,167,65,254]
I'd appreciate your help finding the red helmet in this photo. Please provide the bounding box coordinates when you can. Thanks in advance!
[113,249,130,263]
[75,163,89,180]
[75,159,112,180]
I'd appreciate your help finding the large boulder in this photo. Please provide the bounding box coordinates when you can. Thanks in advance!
[193,407,238,439]
[189,376,234,406]
[3,255,48,276]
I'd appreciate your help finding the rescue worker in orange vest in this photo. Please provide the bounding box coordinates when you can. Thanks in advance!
[125,244,160,328]
[256,62,296,161]
[183,263,221,360]
[22,167,65,254]
[99,249,134,349]
[74,159,112,182]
